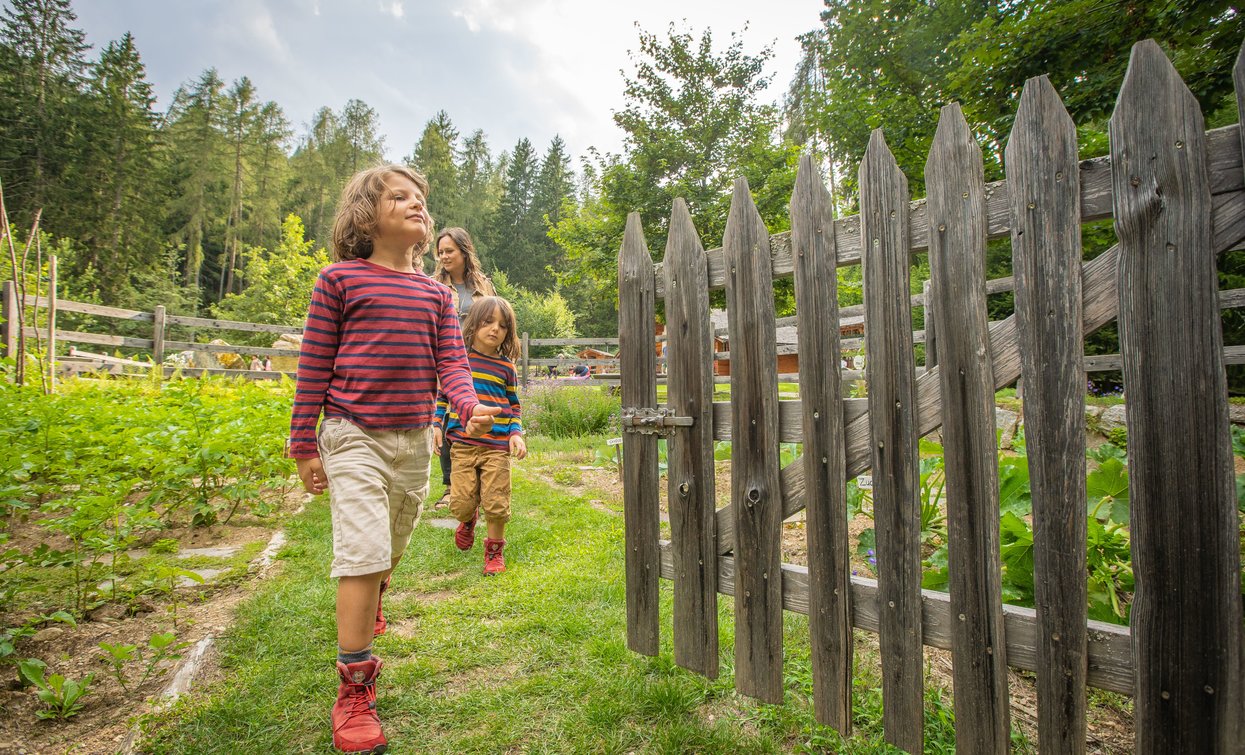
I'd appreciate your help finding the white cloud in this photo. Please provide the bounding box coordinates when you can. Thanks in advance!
[385,2,405,19]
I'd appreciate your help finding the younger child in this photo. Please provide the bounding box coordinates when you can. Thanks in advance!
[433,296,526,576]
[289,164,499,754]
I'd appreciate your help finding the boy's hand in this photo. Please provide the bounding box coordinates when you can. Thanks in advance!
[509,435,527,460]
[432,426,443,448]
[464,404,501,437]
[296,457,328,495]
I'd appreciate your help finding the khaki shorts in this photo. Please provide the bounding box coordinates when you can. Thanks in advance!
[317,417,433,578]
[449,444,512,524]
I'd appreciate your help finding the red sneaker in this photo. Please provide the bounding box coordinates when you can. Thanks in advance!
[483,538,506,576]
[331,657,387,753]
[454,507,479,551]
[373,577,389,637]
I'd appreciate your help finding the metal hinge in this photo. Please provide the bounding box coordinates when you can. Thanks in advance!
[620,407,694,436]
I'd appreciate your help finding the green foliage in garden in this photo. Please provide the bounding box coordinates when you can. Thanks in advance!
[208,215,330,342]
[0,372,295,618]
[523,384,619,439]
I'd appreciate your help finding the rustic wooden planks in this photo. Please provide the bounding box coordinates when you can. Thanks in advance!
[1006,74,1088,755]
[860,130,924,754]
[652,123,1243,297]
[925,103,1010,752]
[723,178,784,704]
[790,155,852,730]
[663,198,719,678]
[654,543,1136,695]
[618,212,661,656]
[1110,40,1243,752]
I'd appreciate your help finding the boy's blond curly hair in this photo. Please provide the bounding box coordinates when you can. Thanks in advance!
[330,164,433,262]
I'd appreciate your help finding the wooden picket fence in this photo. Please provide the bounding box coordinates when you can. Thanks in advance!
[617,40,1244,753]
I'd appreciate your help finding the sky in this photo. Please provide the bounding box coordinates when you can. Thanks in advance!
[71,0,825,165]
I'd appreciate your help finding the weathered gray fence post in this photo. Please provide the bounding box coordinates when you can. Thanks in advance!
[926,103,1010,752]
[521,332,530,388]
[1112,39,1242,752]
[46,255,56,393]
[3,279,16,360]
[860,131,923,754]
[618,212,660,656]
[1007,74,1088,755]
[723,178,783,704]
[663,198,718,679]
[791,155,852,732]
[152,305,166,365]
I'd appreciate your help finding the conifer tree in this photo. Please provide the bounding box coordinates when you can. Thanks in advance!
[525,135,574,292]
[488,137,537,286]
[408,110,460,230]
[72,32,162,294]
[220,76,260,297]
[0,0,89,228]
[249,101,291,255]
[163,68,227,294]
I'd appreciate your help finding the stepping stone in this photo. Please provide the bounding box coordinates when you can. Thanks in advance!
[424,518,458,530]
[177,546,242,559]
[177,568,228,587]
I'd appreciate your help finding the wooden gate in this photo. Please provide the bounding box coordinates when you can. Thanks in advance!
[618,39,1244,753]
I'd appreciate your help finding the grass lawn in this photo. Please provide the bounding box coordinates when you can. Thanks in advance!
[139,434,985,755]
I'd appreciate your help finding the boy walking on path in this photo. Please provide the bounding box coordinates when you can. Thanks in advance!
[288,164,499,754]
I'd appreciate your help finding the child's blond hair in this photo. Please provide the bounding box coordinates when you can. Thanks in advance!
[330,164,433,262]
[462,296,520,361]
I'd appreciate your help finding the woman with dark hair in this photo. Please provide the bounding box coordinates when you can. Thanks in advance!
[433,227,495,315]
[431,228,496,509]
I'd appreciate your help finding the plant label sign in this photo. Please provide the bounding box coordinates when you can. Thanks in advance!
[857,474,873,490]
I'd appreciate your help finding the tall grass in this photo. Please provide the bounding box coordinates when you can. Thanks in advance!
[523,384,619,438]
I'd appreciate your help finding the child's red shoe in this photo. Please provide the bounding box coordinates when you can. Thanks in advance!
[483,538,506,576]
[373,577,389,637]
[454,507,478,551]
[331,657,387,753]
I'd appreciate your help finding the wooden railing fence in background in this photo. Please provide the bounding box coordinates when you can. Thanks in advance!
[1,285,301,381]
[618,39,1244,752]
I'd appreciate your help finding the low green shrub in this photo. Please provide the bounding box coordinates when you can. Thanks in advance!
[523,385,619,438]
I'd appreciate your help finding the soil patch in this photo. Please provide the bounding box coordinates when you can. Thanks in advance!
[0,489,303,755]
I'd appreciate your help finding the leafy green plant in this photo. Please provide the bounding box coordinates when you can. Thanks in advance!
[149,538,180,554]
[98,641,138,691]
[100,631,191,692]
[524,385,619,438]
[1,611,76,670]
[0,375,295,619]
[139,565,206,628]
[19,658,93,719]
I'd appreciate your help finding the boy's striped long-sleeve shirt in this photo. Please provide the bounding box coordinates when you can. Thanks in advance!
[287,258,479,459]
[436,349,522,450]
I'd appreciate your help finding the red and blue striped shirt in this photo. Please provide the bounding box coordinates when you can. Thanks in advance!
[436,349,523,450]
[288,258,479,459]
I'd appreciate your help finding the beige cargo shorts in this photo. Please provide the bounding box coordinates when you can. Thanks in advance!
[317,417,433,578]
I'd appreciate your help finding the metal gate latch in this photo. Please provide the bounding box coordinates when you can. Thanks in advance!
[620,407,694,436]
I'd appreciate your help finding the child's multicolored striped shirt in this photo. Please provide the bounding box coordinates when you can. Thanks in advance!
[437,349,522,450]
[287,258,479,459]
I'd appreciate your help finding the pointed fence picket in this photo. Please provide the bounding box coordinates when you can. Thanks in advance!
[618,36,1245,753]
[791,154,852,732]
[1007,74,1089,754]
[1111,40,1243,753]
[859,130,924,754]
[663,198,719,679]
